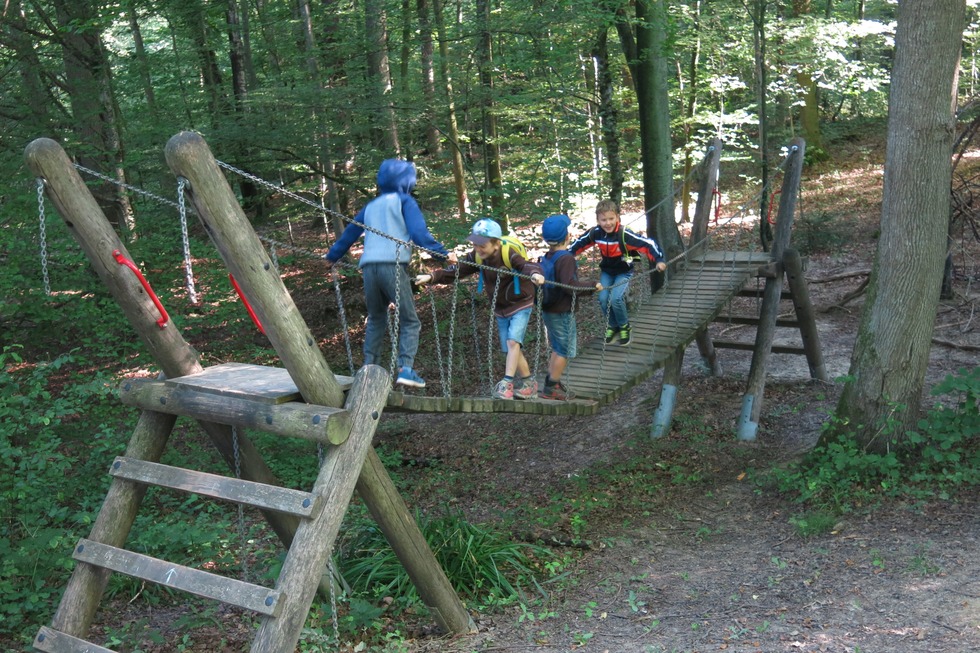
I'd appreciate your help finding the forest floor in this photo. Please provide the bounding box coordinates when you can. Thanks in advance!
[41,136,980,653]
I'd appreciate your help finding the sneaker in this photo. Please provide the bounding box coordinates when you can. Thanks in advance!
[618,324,632,346]
[514,377,538,400]
[604,327,617,344]
[395,368,426,388]
[539,381,574,401]
[493,378,514,399]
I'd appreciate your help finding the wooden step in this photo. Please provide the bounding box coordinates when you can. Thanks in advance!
[711,340,806,355]
[109,457,322,518]
[34,626,116,653]
[72,539,284,616]
[712,315,801,328]
[118,378,352,445]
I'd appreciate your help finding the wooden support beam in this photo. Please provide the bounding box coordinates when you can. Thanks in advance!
[165,132,474,638]
[738,138,806,441]
[118,378,352,445]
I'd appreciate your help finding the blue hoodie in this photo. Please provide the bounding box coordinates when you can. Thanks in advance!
[326,159,449,266]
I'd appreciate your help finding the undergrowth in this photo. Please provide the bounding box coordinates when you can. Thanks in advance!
[766,366,980,535]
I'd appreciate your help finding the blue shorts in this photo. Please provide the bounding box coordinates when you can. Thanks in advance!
[496,307,532,353]
[543,311,577,359]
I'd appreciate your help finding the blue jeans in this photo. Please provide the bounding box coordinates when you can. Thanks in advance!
[495,307,532,353]
[361,263,420,370]
[543,311,577,359]
[599,270,633,329]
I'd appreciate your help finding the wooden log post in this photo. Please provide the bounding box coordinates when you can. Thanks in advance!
[736,138,806,441]
[164,131,474,635]
[24,138,309,635]
[784,248,827,382]
[252,365,387,652]
[689,138,724,377]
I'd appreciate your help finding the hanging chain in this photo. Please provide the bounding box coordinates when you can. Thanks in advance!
[531,290,544,382]
[487,276,502,392]
[388,245,404,378]
[468,287,483,394]
[333,275,356,375]
[231,426,250,582]
[444,267,463,398]
[315,443,341,645]
[426,285,446,393]
[36,178,51,296]
[268,242,280,272]
[176,178,200,304]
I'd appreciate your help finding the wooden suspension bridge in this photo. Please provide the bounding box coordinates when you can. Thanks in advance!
[24,132,823,653]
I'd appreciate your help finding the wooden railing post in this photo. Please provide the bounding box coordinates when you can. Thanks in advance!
[737,138,806,441]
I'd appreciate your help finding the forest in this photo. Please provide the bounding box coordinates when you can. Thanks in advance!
[3,0,980,651]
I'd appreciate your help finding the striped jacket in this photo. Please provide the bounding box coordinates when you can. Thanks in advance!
[568,225,665,275]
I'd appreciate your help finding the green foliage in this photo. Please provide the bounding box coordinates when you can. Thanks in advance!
[338,508,556,612]
[767,367,980,516]
[0,346,114,641]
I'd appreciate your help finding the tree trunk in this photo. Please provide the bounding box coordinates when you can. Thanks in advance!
[830,0,964,453]
[126,0,157,115]
[594,30,623,205]
[432,0,468,217]
[476,0,503,221]
[52,0,135,239]
[751,0,773,251]
[365,0,401,154]
[633,0,681,279]
[417,0,443,155]
[226,0,261,215]
[679,0,702,223]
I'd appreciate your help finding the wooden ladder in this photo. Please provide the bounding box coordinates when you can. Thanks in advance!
[33,364,389,653]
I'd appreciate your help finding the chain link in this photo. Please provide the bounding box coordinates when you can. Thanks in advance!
[36,178,51,296]
[231,426,250,582]
[487,276,502,392]
[444,266,463,398]
[176,178,199,303]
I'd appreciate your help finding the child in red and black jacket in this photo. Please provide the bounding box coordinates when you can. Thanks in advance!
[568,199,667,346]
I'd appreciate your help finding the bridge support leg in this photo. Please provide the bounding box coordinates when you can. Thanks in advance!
[652,349,684,438]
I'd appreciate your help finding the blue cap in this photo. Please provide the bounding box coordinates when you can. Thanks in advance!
[467,218,503,246]
[542,214,571,243]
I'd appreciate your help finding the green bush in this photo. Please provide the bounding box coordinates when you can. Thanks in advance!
[768,367,980,514]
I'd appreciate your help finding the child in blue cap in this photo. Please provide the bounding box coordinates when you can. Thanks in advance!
[538,214,602,400]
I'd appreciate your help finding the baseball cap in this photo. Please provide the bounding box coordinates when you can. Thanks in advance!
[542,214,571,243]
[467,218,503,246]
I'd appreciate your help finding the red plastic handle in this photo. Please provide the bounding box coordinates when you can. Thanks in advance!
[112,250,169,328]
[229,274,265,334]
[766,189,782,225]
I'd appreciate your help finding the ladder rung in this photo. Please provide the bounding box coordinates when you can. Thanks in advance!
[72,539,284,616]
[712,315,800,328]
[34,626,116,653]
[711,340,806,355]
[118,378,352,445]
[109,457,322,519]
[736,288,794,299]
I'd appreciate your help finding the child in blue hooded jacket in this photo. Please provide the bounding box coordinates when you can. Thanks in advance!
[323,159,454,388]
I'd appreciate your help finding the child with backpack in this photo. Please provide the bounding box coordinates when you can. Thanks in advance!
[568,199,667,346]
[417,218,544,400]
[538,214,602,401]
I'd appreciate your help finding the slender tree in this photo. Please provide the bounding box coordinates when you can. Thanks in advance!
[829,0,965,452]
[476,0,504,220]
[432,0,469,217]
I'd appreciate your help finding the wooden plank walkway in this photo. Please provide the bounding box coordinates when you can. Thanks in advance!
[561,251,772,407]
[392,251,771,415]
[156,252,770,418]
